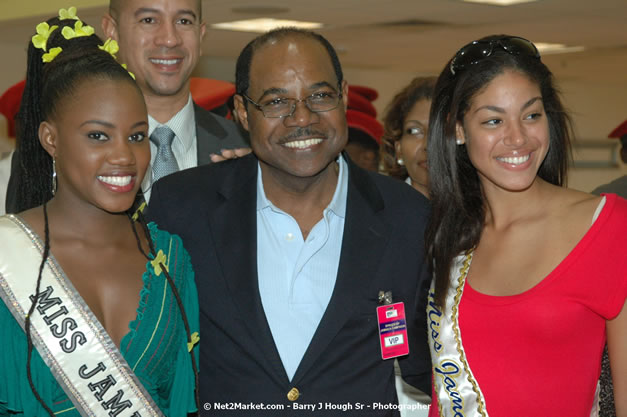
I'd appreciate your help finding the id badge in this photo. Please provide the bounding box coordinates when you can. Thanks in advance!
[376,302,409,360]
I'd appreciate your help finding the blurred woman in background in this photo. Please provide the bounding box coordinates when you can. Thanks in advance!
[381,77,438,416]
[382,77,437,198]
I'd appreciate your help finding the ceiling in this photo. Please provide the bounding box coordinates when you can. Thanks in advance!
[204,0,627,79]
[2,0,626,77]
[0,0,626,137]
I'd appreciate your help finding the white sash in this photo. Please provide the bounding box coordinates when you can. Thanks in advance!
[427,251,601,417]
[427,252,488,417]
[0,215,164,417]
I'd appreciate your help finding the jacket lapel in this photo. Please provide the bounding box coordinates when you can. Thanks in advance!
[292,157,390,383]
[207,155,289,386]
[194,104,228,166]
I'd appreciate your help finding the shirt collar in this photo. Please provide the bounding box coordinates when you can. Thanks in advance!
[148,94,196,152]
[256,154,348,219]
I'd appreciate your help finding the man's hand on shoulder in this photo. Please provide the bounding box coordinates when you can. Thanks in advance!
[210,147,252,163]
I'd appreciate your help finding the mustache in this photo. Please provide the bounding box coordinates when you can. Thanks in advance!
[280,127,328,142]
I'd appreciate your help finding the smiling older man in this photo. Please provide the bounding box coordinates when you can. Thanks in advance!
[147,28,432,416]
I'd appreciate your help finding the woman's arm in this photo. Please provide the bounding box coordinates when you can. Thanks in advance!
[608,299,626,417]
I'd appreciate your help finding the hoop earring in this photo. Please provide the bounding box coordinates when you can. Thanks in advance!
[397,157,405,166]
[51,159,57,196]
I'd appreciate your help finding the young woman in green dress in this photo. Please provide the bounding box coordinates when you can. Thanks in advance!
[0,10,198,417]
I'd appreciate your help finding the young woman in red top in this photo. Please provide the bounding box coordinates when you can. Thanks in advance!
[425,35,626,417]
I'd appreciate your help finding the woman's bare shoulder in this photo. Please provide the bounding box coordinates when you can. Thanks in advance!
[550,187,603,223]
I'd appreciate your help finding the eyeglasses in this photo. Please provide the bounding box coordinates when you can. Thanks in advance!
[449,36,540,76]
[242,91,343,118]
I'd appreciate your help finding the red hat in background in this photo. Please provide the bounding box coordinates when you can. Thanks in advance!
[346,109,383,144]
[190,77,236,112]
[346,85,383,144]
[608,119,627,139]
[0,80,25,138]
[347,89,377,118]
[350,85,378,102]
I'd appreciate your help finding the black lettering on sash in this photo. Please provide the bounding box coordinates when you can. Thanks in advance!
[30,286,62,315]
[88,375,116,401]
[60,331,87,353]
[43,306,68,325]
[101,390,133,417]
[130,413,143,417]
[79,362,106,379]
[51,318,77,338]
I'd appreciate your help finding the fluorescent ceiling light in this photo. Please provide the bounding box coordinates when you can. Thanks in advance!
[535,42,585,55]
[211,18,323,33]
[462,0,538,5]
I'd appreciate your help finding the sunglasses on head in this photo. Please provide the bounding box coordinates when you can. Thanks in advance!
[449,36,541,76]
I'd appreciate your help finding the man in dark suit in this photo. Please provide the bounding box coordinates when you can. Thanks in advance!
[148,28,431,416]
[101,0,249,201]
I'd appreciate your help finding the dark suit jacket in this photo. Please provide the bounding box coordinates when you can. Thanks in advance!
[193,105,249,165]
[147,153,432,416]
[4,104,248,213]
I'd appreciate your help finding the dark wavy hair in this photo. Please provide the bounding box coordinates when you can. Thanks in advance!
[381,76,437,179]
[235,27,343,97]
[426,35,573,307]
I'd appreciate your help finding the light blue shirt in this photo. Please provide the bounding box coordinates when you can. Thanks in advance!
[257,155,348,381]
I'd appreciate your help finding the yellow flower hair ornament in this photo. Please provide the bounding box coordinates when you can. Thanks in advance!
[98,38,136,80]
[32,22,58,51]
[59,6,79,21]
[61,20,95,40]
[187,332,200,352]
[131,201,147,222]
[151,250,169,276]
[42,47,63,63]
[121,64,136,80]
[99,38,120,57]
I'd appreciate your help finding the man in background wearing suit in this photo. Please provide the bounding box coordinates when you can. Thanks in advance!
[147,28,432,416]
[101,0,248,201]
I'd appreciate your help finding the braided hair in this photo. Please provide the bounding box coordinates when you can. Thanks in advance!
[14,15,134,212]
[17,14,199,416]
